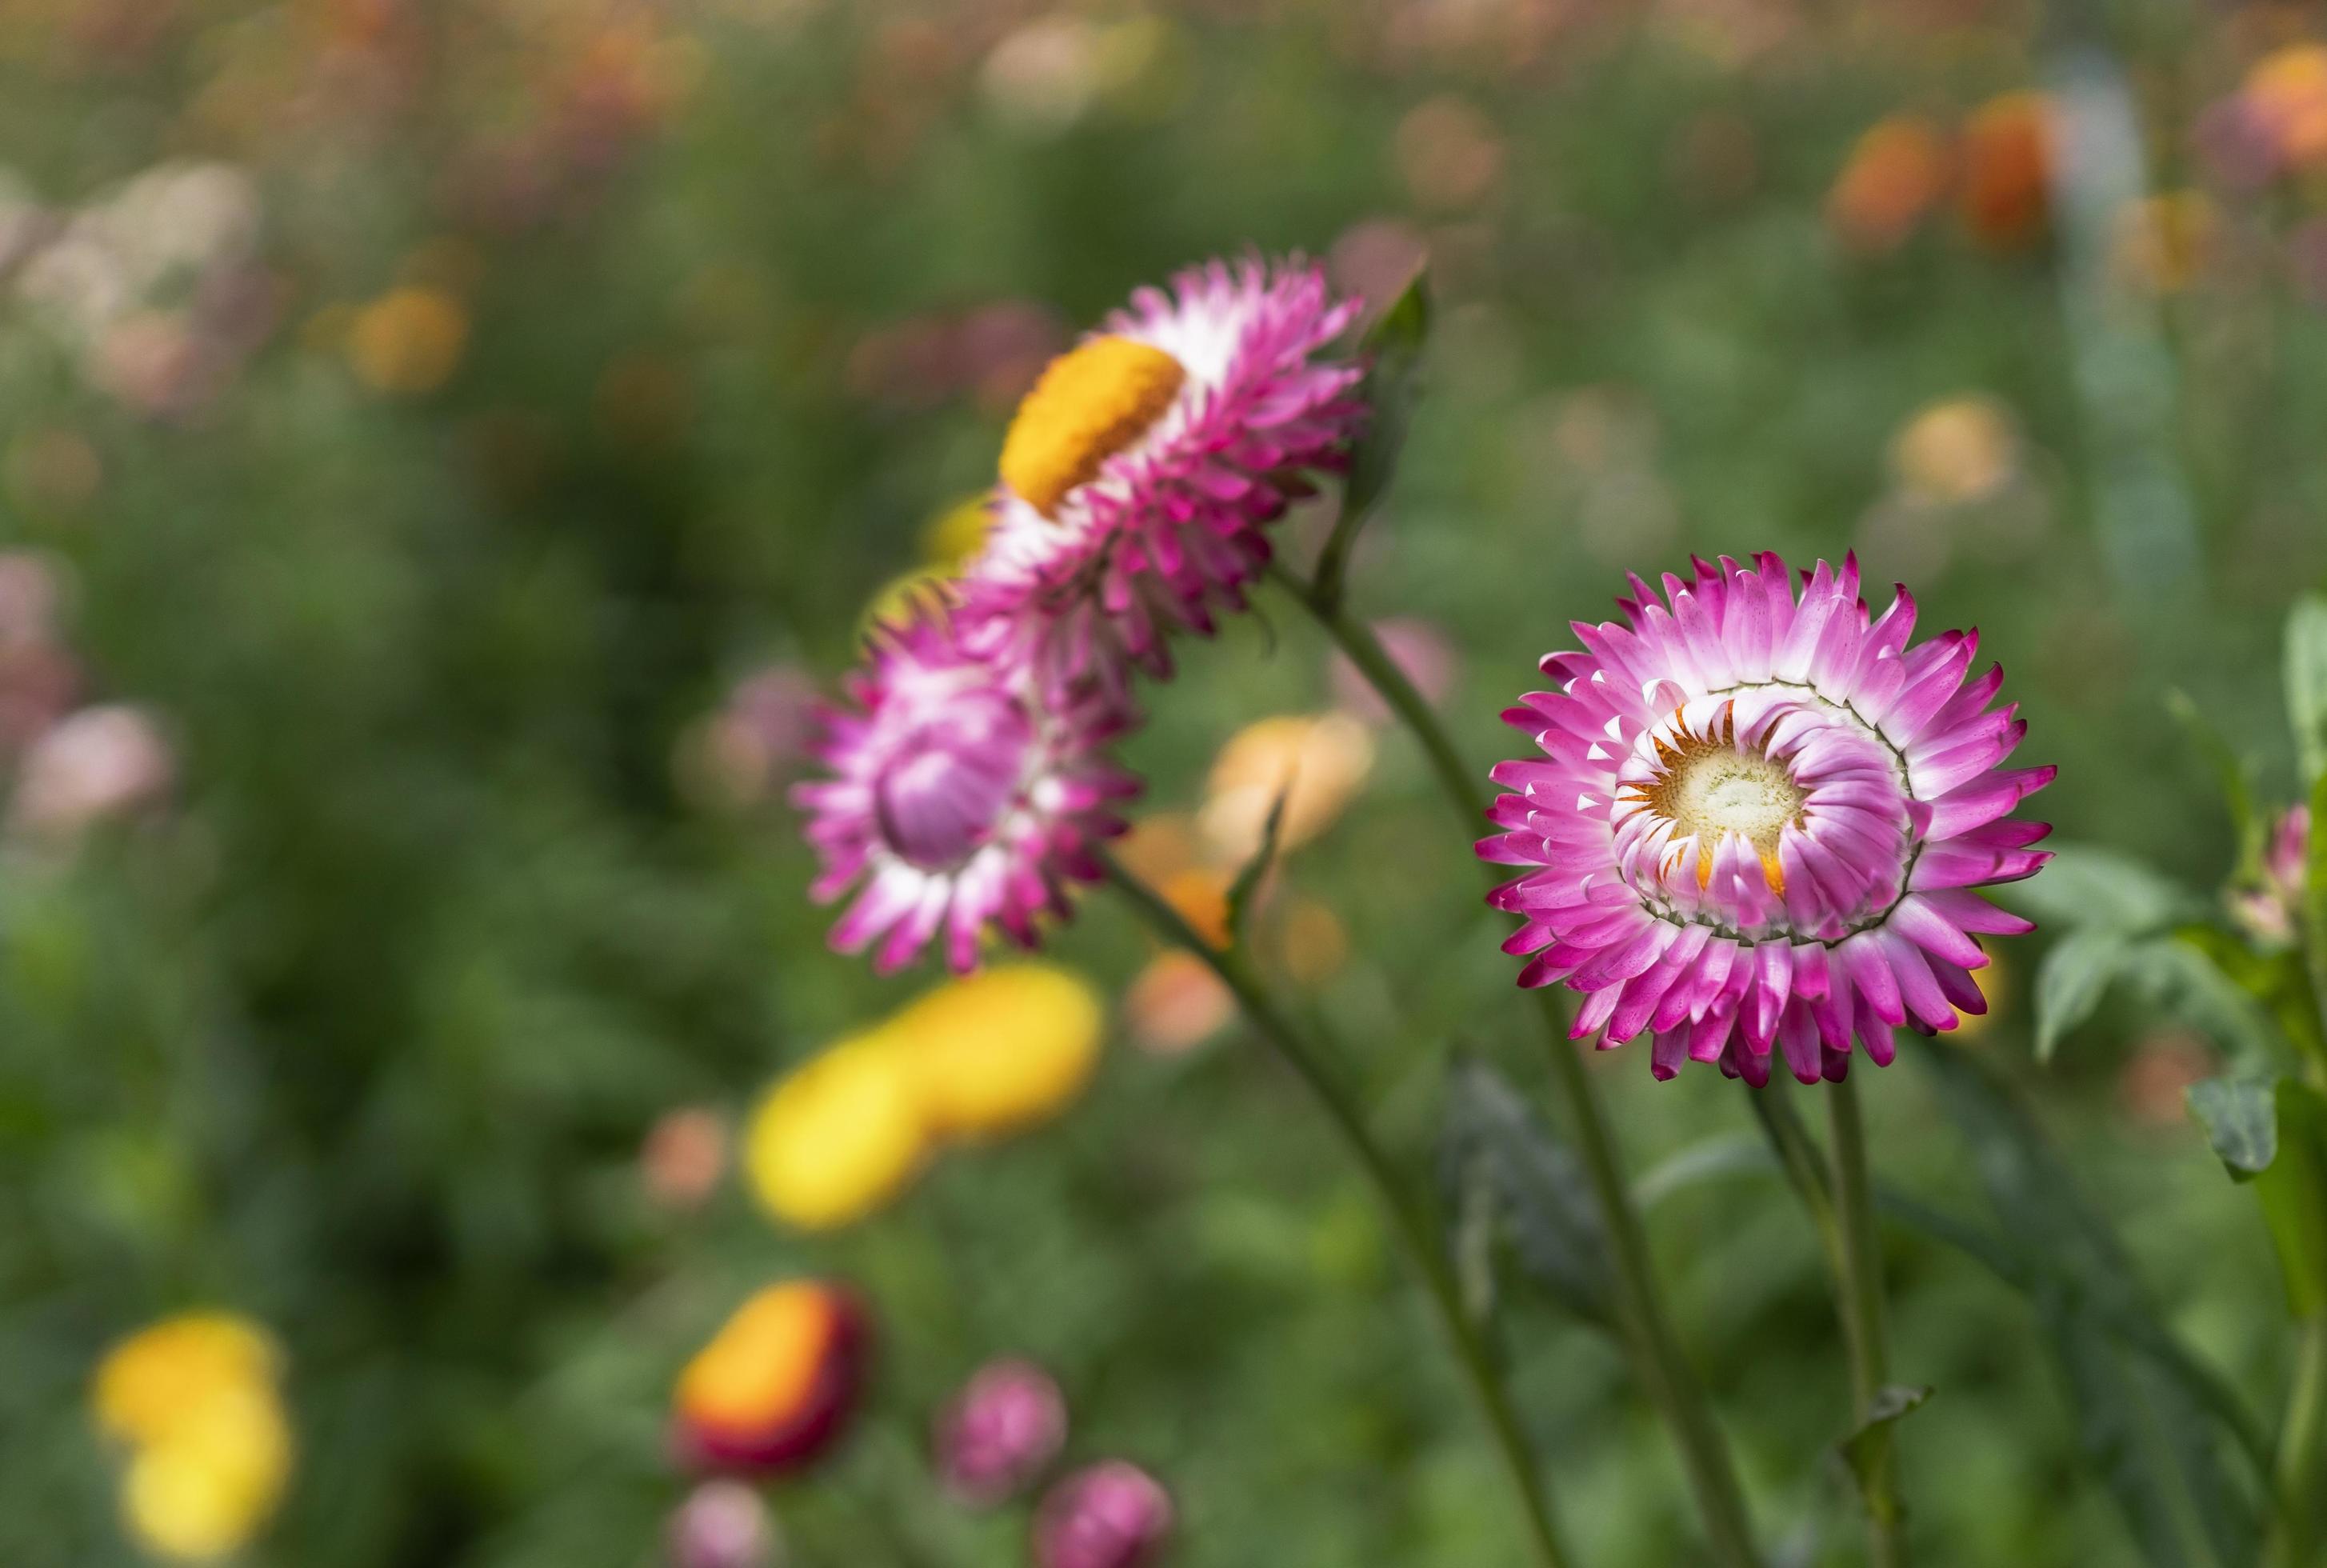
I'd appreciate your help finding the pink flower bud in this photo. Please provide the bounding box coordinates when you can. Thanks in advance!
[668,1480,778,1568]
[1031,1461,1173,1568]
[934,1358,1066,1506]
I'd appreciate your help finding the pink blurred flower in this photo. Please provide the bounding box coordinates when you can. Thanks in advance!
[1329,618,1455,725]
[934,1358,1068,1506]
[794,605,1138,973]
[1032,1461,1173,1568]
[10,704,172,839]
[667,1480,778,1568]
[2233,804,2309,945]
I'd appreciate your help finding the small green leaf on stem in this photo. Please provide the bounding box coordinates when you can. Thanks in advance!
[1837,1384,1933,1506]
[1312,270,1431,613]
[1223,781,1291,950]
[1437,1057,1613,1326]
[2185,1078,2281,1180]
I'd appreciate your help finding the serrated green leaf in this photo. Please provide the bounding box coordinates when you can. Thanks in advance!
[1312,271,1429,611]
[2184,1077,2280,1179]
[2036,926,2135,1061]
[1837,1384,1933,1502]
[2285,594,2327,788]
[1436,1058,1612,1326]
[1224,782,1289,951]
[2001,844,2198,934]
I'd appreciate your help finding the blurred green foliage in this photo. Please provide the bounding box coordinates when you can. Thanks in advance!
[2,1,2323,1565]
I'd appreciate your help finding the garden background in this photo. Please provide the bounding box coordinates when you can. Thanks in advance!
[0,0,2321,1564]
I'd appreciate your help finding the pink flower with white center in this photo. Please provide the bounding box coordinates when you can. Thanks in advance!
[960,257,1365,699]
[793,606,1139,974]
[1481,554,2053,1085]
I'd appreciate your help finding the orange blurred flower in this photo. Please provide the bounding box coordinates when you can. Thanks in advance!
[1959,93,2053,253]
[2244,44,2327,170]
[1827,116,1953,255]
[673,1282,867,1476]
[1200,714,1375,862]
[1122,950,1233,1056]
[642,1107,730,1211]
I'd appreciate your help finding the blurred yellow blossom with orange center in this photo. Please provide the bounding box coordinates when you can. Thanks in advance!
[890,964,1106,1140]
[346,287,470,396]
[676,1283,832,1437]
[93,1314,293,1562]
[1000,336,1184,515]
[1201,714,1377,861]
[746,1034,929,1230]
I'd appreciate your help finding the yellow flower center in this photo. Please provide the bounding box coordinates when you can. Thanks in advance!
[1645,728,1805,893]
[999,336,1186,516]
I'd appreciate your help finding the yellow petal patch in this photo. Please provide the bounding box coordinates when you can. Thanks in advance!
[999,336,1185,516]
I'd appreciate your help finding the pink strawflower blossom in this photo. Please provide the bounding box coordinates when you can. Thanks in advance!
[962,256,1365,698]
[934,1358,1069,1506]
[1481,554,2053,1084]
[1031,1460,1173,1568]
[793,606,1138,974]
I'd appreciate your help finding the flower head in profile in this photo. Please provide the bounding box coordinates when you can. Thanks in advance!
[794,602,1139,973]
[1032,1460,1173,1568]
[1481,555,2053,1084]
[961,256,1364,697]
[2233,803,2310,946]
[673,1282,869,1477]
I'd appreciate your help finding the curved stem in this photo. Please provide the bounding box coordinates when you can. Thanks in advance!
[2269,1316,2327,1568]
[1830,1072,1909,1568]
[1267,561,1761,1568]
[1101,852,1576,1568]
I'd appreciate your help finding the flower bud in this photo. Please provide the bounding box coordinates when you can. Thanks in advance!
[1031,1461,1173,1568]
[668,1480,780,1568]
[672,1282,868,1476]
[934,1358,1067,1506]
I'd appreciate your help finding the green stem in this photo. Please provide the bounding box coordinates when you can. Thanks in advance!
[1829,1072,1909,1568]
[1267,560,1761,1568]
[1100,852,1577,1568]
[2269,1315,2327,1568]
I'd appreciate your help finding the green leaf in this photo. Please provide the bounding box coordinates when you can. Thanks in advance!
[1837,1384,1933,1500]
[1436,1058,1612,1326]
[1918,1043,2261,1566]
[2285,594,2327,788]
[2165,688,2262,882]
[1223,782,1290,951]
[1633,1134,1774,1213]
[2255,1079,2327,1318]
[2184,1077,2280,1179]
[2135,936,2287,1069]
[2035,926,2136,1061]
[1312,271,1430,612]
[2001,844,2197,934]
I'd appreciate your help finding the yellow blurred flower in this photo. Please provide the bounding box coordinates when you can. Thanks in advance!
[1952,956,2006,1041]
[346,287,469,396]
[121,1384,293,1562]
[1889,396,2018,508]
[1201,713,1375,862]
[921,494,995,573]
[888,964,1106,1141]
[94,1314,278,1450]
[745,1034,930,1230]
[93,1314,292,1563]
